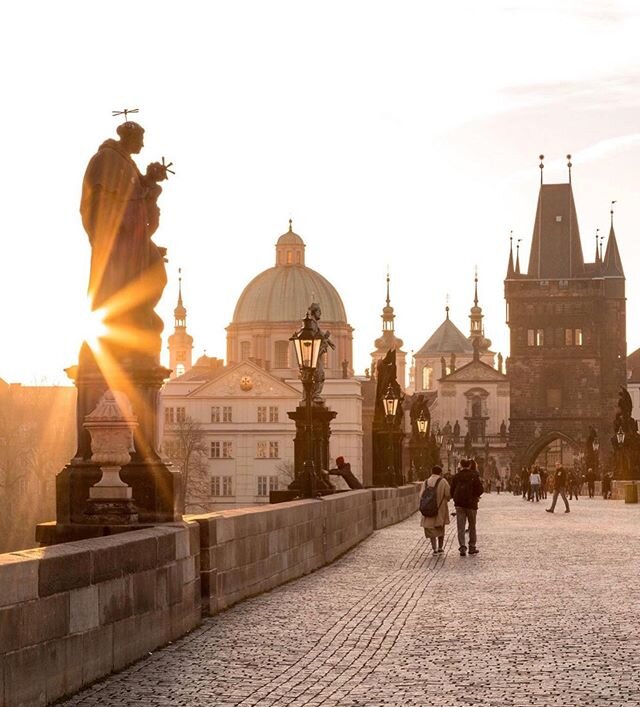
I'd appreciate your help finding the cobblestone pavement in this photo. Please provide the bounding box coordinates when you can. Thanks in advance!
[60,493,640,707]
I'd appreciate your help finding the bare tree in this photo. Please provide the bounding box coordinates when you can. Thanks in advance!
[275,458,295,488]
[162,416,208,511]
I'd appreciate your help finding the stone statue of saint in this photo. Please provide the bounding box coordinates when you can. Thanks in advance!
[308,303,335,403]
[80,121,169,360]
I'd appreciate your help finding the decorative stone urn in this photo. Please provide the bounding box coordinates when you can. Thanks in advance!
[83,390,139,523]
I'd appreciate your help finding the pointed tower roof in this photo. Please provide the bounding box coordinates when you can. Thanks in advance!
[603,207,624,277]
[527,182,585,279]
[174,269,187,323]
[506,233,515,278]
[373,271,404,351]
[415,307,474,357]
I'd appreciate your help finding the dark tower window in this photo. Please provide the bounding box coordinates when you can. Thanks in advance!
[274,340,289,368]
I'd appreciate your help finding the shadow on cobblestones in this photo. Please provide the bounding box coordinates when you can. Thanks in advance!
[59,495,640,707]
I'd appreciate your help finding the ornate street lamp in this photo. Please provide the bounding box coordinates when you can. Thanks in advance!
[592,437,600,453]
[290,313,323,497]
[383,384,399,486]
[416,412,429,437]
[435,427,444,447]
[617,427,625,446]
[416,412,429,478]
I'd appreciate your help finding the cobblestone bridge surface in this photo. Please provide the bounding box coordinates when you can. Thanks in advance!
[61,494,640,707]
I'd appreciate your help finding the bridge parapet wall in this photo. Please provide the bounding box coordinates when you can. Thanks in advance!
[189,485,420,616]
[0,522,200,707]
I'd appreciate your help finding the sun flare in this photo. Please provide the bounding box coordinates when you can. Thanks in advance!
[82,305,108,350]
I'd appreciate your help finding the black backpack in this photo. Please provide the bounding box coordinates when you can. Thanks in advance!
[420,477,443,517]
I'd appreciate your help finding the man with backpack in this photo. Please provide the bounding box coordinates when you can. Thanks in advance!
[450,458,484,556]
[419,465,451,555]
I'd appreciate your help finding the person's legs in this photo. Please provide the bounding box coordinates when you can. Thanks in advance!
[467,509,478,551]
[561,489,570,512]
[548,489,559,511]
[456,508,467,553]
[437,533,444,551]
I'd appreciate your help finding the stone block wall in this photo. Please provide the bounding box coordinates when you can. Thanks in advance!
[190,486,419,615]
[611,480,640,501]
[0,523,200,707]
[372,482,422,529]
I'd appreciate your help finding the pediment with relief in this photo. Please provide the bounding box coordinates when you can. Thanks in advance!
[188,361,299,399]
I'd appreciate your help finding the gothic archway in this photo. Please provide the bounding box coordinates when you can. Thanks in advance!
[522,431,580,470]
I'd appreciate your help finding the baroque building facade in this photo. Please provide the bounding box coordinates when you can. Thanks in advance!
[505,170,626,470]
[162,223,363,510]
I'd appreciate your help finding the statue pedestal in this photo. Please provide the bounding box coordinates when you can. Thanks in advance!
[285,403,337,496]
[372,423,404,487]
[36,345,183,546]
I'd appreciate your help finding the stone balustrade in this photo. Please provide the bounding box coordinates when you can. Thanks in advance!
[0,484,421,706]
[0,523,200,707]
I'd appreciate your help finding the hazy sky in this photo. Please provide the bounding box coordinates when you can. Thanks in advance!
[2,0,640,384]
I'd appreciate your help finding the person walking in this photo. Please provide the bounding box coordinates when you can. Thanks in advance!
[546,463,570,513]
[539,468,548,499]
[419,465,451,555]
[602,470,613,499]
[568,468,580,501]
[450,458,484,556]
[586,467,596,498]
[529,467,541,502]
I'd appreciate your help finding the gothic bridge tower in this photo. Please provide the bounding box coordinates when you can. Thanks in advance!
[505,157,626,470]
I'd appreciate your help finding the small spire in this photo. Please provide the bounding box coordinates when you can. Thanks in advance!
[610,200,616,229]
[515,239,522,275]
[539,154,544,186]
[603,200,624,277]
[386,268,390,307]
[594,228,601,264]
[177,267,183,307]
[507,230,515,277]
[288,218,293,232]
[567,154,572,184]
[445,293,450,320]
[474,266,479,306]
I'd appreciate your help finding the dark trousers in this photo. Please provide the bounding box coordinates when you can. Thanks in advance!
[588,481,595,498]
[455,507,477,551]
[530,484,540,501]
[549,488,570,512]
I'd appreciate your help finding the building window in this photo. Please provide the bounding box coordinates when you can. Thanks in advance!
[211,406,220,423]
[256,441,279,458]
[257,406,267,423]
[575,329,583,346]
[422,366,433,390]
[274,340,289,368]
[164,407,174,424]
[211,476,233,497]
[222,441,233,458]
[175,364,185,377]
[176,407,186,423]
[257,441,267,458]
[287,250,293,264]
[222,406,232,422]
[240,341,250,360]
[257,475,279,496]
[176,351,185,362]
[269,406,279,423]
[269,441,279,458]
[547,388,562,409]
[528,329,544,346]
[559,279,569,289]
[565,329,573,346]
[210,441,220,458]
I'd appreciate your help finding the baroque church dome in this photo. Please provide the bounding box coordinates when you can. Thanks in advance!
[232,221,348,324]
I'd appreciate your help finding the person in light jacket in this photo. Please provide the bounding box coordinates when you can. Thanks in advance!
[420,465,451,555]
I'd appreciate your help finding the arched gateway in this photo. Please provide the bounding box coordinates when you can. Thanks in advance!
[521,431,580,470]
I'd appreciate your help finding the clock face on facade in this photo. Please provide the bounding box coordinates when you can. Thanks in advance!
[240,375,253,391]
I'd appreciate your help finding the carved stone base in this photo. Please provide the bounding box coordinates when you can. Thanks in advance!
[84,498,139,524]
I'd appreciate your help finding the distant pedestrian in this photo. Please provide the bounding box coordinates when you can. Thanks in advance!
[450,458,484,556]
[521,466,530,500]
[586,467,596,498]
[539,468,548,499]
[602,471,613,499]
[529,468,541,502]
[568,469,580,501]
[419,465,451,555]
[546,463,570,513]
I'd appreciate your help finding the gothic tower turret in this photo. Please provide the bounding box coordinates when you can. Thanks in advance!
[370,272,406,389]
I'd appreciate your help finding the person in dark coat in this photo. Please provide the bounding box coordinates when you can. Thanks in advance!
[546,463,570,513]
[450,458,484,556]
[586,467,596,498]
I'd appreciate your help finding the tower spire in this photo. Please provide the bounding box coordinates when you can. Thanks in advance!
[386,267,390,307]
[515,239,522,275]
[567,153,572,185]
[603,200,624,277]
[474,266,479,306]
[539,154,544,186]
[507,231,515,278]
[594,228,601,264]
[168,268,194,378]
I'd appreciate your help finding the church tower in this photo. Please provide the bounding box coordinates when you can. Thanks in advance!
[167,271,194,379]
[370,272,407,389]
[468,270,492,354]
[505,157,626,469]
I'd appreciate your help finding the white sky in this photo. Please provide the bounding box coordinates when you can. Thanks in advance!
[2,0,640,384]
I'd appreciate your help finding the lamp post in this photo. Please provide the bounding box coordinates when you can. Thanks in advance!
[416,412,429,477]
[592,435,600,475]
[616,427,626,479]
[290,313,323,498]
[383,384,399,486]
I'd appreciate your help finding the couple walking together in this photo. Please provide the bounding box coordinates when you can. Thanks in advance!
[420,459,484,556]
